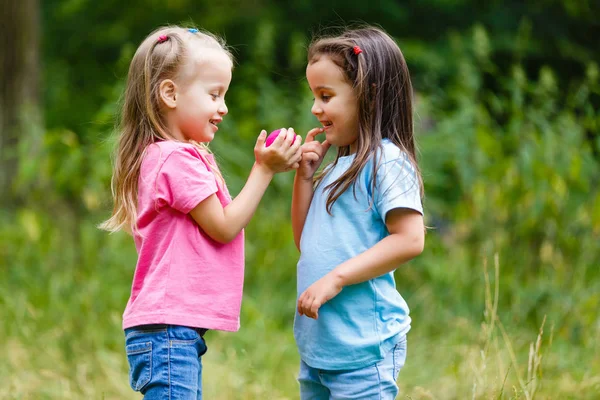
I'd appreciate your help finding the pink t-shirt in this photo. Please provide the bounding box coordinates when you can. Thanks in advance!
[122,140,244,332]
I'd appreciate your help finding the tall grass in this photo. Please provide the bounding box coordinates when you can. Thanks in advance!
[2,209,598,399]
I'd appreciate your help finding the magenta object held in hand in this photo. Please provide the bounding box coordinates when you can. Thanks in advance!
[265,129,298,147]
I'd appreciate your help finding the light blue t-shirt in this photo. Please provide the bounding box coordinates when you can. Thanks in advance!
[294,139,423,370]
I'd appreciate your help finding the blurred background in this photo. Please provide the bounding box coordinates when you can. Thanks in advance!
[1,0,599,399]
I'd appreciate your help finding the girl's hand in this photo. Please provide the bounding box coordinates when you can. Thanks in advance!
[254,128,302,173]
[297,127,331,181]
[297,273,343,319]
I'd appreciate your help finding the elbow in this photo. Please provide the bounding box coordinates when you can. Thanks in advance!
[293,231,301,252]
[395,231,424,260]
[292,225,303,252]
[216,231,238,245]
[213,235,231,245]
[412,233,425,258]
[206,227,238,245]
[294,237,301,252]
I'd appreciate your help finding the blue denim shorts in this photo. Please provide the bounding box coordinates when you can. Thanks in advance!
[124,324,208,400]
[298,336,408,400]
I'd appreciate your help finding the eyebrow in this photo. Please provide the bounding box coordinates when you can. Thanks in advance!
[208,83,227,91]
[308,84,334,91]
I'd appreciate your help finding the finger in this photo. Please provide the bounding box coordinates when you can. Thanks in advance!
[301,294,314,317]
[301,142,319,153]
[255,130,267,147]
[301,152,319,163]
[320,140,332,155]
[293,147,303,161]
[290,134,303,152]
[272,128,287,147]
[299,298,309,316]
[283,128,297,154]
[303,298,315,318]
[310,298,322,318]
[285,132,302,159]
[298,292,307,315]
[301,297,313,319]
[291,162,300,170]
[305,127,324,143]
[284,127,296,146]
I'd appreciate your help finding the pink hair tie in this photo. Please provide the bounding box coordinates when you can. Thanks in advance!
[157,35,168,43]
[353,46,362,55]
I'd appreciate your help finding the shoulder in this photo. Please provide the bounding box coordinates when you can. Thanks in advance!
[378,140,409,165]
[362,140,412,178]
[376,140,419,177]
[144,141,212,170]
[366,140,420,195]
[146,140,203,159]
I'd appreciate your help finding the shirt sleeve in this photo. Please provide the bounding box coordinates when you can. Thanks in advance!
[155,148,218,214]
[374,153,423,221]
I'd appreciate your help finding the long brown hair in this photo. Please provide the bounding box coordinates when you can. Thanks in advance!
[309,27,424,213]
[99,26,231,233]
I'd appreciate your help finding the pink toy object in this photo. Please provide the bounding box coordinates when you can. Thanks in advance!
[265,129,298,147]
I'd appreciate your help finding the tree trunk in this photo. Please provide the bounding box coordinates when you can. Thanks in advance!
[0,0,41,207]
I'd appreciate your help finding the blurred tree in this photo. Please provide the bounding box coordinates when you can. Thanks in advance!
[0,0,41,207]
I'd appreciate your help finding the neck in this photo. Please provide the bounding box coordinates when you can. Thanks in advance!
[164,111,185,141]
[349,142,357,154]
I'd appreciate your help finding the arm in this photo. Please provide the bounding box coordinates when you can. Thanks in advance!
[291,174,314,250]
[190,129,302,244]
[330,209,424,285]
[291,127,329,250]
[297,208,424,319]
[190,163,274,243]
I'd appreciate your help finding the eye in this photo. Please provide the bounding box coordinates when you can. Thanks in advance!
[321,94,331,102]
[211,93,220,100]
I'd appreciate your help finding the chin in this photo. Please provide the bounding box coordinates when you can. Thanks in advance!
[324,135,343,148]
[200,132,215,142]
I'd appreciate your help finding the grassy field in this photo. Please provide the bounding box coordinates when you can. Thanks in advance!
[1,207,599,400]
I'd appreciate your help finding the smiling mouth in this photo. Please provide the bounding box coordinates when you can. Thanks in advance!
[321,121,333,129]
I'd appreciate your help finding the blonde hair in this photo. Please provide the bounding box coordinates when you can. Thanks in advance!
[99,26,232,233]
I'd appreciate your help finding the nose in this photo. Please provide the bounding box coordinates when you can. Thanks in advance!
[218,101,228,116]
[311,101,322,116]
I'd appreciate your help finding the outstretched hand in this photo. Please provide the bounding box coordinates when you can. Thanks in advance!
[254,128,302,173]
[297,273,343,319]
[297,127,331,181]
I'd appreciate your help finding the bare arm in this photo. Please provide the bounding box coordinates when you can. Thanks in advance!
[190,129,302,244]
[291,127,329,250]
[291,174,314,250]
[329,209,424,285]
[297,208,425,319]
[190,163,274,243]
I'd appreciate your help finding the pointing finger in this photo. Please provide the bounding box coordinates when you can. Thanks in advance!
[305,127,324,143]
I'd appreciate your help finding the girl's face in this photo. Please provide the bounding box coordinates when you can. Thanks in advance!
[171,47,232,143]
[307,55,359,152]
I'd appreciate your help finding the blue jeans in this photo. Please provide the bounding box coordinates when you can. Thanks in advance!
[298,337,407,400]
[124,324,208,400]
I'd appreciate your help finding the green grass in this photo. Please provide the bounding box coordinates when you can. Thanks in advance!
[1,211,599,399]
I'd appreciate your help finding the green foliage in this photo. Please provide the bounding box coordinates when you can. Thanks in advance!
[2,1,599,398]
[415,27,600,336]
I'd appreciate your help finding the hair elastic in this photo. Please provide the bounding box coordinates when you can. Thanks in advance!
[353,46,363,55]
[157,35,169,43]
[188,28,199,33]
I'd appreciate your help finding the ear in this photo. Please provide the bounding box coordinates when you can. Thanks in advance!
[159,79,178,109]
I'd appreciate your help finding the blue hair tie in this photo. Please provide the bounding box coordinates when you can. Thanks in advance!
[188,28,199,33]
